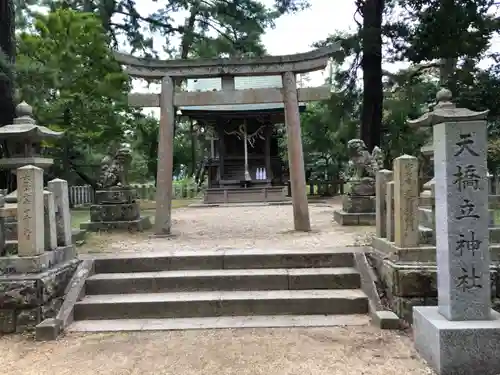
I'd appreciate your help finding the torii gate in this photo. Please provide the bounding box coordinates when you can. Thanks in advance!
[114,44,340,236]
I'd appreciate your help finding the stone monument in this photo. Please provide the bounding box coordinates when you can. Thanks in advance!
[0,102,64,249]
[80,145,152,232]
[334,139,383,225]
[413,89,500,375]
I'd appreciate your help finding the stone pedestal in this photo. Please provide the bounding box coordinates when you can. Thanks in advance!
[0,245,79,333]
[333,181,376,226]
[80,187,152,232]
[414,306,500,375]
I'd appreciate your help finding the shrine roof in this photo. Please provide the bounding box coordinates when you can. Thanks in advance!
[180,75,306,113]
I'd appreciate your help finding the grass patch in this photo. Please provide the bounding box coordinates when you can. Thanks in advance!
[71,210,90,229]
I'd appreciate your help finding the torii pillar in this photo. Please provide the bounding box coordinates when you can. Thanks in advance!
[282,71,310,231]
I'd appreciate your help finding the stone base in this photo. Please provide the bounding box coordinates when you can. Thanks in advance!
[342,194,375,213]
[95,187,137,204]
[204,186,286,204]
[80,216,152,232]
[0,258,80,333]
[372,235,500,263]
[413,306,500,375]
[367,246,500,323]
[333,210,375,225]
[0,245,76,274]
[90,202,140,222]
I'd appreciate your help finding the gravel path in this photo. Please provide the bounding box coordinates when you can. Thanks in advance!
[0,202,434,374]
[81,202,375,254]
[0,326,433,375]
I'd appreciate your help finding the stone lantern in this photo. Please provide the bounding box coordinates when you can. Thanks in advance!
[0,102,63,202]
[408,88,489,198]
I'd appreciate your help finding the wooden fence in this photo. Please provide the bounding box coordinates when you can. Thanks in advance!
[68,183,201,206]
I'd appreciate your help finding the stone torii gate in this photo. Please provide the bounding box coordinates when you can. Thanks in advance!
[114,45,340,235]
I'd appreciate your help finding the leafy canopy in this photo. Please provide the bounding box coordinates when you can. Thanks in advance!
[15,8,130,182]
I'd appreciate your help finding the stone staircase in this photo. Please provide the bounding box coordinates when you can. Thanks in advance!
[69,249,370,331]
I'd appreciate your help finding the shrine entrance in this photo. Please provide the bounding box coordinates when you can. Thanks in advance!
[179,77,308,205]
[114,45,340,235]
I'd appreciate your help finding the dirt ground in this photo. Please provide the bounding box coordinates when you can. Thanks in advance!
[0,202,434,374]
[0,326,433,375]
[79,201,375,254]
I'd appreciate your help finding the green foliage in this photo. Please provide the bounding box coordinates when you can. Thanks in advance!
[129,115,194,182]
[15,9,130,182]
[34,0,308,58]
[381,78,437,165]
[392,0,498,64]
[488,138,500,173]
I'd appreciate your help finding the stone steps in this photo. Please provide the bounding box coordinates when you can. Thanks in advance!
[92,249,356,273]
[68,314,370,332]
[74,289,368,320]
[86,267,360,294]
[71,248,370,331]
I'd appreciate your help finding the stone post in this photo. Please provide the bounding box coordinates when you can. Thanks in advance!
[282,71,310,231]
[17,165,44,256]
[413,89,500,375]
[386,181,395,242]
[376,169,393,238]
[154,76,175,236]
[393,155,419,248]
[48,178,72,246]
[43,191,57,250]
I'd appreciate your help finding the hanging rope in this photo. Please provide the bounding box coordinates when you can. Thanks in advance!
[224,124,266,148]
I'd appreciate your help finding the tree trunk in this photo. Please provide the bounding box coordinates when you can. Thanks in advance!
[0,0,15,191]
[0,0,15,128]
[360,0,384,151]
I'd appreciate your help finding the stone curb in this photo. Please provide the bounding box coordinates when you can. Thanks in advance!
[353,252,401,330]
[35,259,94,341]
[187,201,331,208]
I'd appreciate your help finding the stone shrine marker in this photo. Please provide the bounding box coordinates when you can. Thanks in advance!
[413,89,500,375]
[17,165,44,256]
[435,123,489,320]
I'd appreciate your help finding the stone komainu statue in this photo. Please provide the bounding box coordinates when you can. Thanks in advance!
[98,146,132,188]
[342,139,384,197]
[344,139,383,181]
